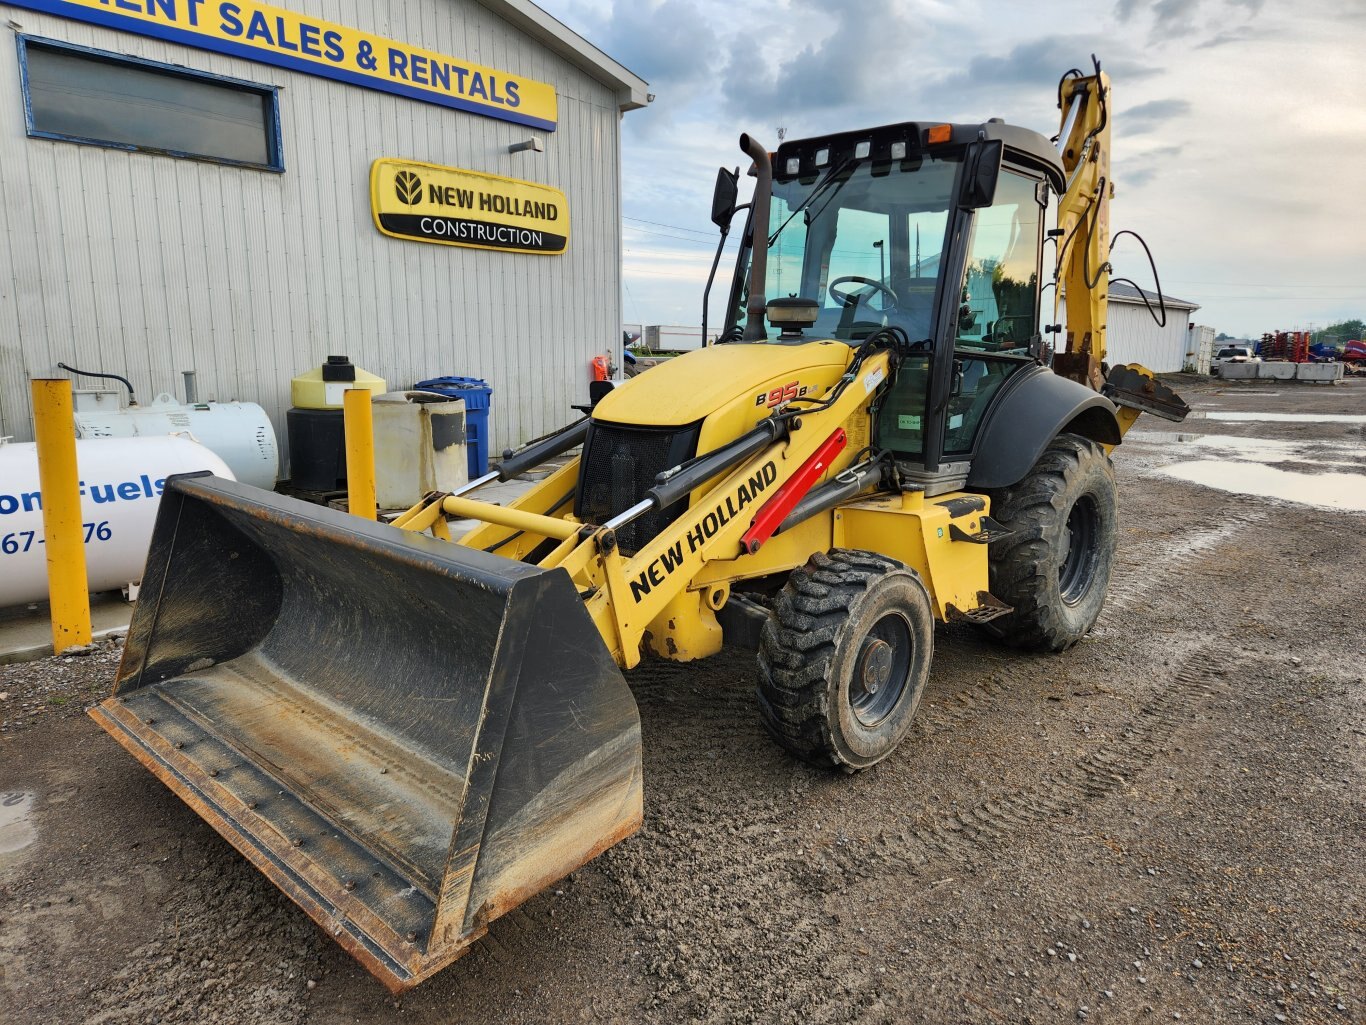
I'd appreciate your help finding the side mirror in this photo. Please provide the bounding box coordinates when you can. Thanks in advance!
[711,166,739,228]
[958,139,1004,209]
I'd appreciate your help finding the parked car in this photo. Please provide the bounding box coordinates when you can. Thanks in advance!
[1212,345,1261,376]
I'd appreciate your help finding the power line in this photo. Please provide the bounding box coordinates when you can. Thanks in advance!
[624,215,718,238]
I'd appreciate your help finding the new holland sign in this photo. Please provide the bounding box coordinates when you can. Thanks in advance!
[371,159,568,255]
[11,0,557,130]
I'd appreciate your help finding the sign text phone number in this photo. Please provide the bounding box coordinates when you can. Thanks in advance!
[2,522,113,554]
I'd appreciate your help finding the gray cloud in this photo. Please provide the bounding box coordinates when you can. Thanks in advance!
[719,0,921,122]
[1113,0,1267,46]
[1152,0,1203,30]
[926,37,1163,129]
[588,0,720,94]
[1122,98,1192,134]
[1195,25,1261,47]
[1119,143,1183,188]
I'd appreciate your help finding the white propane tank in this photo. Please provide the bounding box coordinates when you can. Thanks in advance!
[0,436,234,608]
[74,392,278,489]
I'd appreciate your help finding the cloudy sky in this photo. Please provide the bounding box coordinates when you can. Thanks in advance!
[541,0,1366,339]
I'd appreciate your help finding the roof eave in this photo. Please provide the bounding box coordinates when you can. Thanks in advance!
[1110,295,1200,312]
[477,0,650,114]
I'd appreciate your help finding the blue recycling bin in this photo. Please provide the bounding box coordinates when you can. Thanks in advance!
[414,376,493,477]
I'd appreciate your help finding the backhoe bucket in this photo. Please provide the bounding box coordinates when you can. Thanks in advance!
[90,474,642,991]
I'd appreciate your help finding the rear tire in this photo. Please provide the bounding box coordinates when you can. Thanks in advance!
[985,433,1117,652]
[757,550,933,772]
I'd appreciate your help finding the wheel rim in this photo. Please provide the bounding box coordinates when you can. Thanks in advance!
[1058,495,1100,606]
[849,612,914,727]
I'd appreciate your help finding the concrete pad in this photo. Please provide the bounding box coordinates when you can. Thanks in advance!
[0,591,132,665]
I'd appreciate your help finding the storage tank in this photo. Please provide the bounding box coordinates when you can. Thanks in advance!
[0,436,234,608]
[74,392,278,489]
[372,391,469,509]
[287,356,387,491]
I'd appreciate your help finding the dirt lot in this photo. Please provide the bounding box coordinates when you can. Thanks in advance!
[2,374,1363,1024]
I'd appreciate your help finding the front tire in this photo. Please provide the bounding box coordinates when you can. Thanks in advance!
[985,433,1117,652]
[757,550,933,772]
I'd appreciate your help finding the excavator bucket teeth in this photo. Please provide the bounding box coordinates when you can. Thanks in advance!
[89,473,642,992]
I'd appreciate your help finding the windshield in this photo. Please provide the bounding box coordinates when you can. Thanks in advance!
[737,154,961,343]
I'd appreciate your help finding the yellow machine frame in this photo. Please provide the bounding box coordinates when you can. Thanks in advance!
[394,345,997,666]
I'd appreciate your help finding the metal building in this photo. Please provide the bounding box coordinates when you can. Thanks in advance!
[1104,282,1201,373]
[0,0,647,464]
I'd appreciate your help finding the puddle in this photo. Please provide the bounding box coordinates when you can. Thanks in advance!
[1129,432,1365,468]
[1159,461,1366,512]
[1187,411,1366,424]
[0,791,37,855]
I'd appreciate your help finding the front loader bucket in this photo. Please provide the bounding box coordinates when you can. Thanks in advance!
[90,474,642,991]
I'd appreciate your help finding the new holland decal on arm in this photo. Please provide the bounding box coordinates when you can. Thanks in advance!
[628,461,779,603]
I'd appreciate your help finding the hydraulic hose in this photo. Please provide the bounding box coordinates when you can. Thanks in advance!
[57,362,135,403]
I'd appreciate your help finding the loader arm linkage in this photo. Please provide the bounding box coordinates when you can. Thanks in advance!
[399,350,896,669]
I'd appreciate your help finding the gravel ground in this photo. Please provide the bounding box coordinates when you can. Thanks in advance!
[1,374,1363,1024]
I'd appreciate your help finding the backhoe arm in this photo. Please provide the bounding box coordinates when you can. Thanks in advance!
[1053,65,1112,391]
[1051,64,1188,427]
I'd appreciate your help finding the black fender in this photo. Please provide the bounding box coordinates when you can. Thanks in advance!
[965,364,1121,490]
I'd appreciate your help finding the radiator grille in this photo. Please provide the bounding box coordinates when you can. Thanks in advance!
[576,421,701,554]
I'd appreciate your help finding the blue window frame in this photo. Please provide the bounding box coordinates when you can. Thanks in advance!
[17,35,284,172]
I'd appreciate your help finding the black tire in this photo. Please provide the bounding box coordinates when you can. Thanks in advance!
[757,550,933,772]
[985,433,1117,652]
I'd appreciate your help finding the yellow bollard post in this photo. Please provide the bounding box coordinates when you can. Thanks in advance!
[343,387,377,520]
[31,378,92,651]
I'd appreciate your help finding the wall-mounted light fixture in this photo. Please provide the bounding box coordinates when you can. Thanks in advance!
[508,138,543,154]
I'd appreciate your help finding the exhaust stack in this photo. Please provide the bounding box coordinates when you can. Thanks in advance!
[739,133,772,342]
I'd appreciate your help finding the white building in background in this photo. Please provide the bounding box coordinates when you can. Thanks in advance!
[1103,282,1201,373]
[0,0,647,464]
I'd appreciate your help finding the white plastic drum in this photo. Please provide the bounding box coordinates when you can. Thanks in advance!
[0,436,234,608]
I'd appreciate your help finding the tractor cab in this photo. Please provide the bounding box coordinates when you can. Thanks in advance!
[716,121,1068,489]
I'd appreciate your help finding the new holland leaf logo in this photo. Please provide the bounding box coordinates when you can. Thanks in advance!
[395,170,423,206]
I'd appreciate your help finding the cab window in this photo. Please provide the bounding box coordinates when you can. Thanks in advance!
[944,170,1043,456]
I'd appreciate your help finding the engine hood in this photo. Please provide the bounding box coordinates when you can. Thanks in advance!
[597,341,854,428]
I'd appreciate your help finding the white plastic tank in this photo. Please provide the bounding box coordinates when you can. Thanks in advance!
[0,436,234,608]
[372,391,469,509]
[74,392,278,489]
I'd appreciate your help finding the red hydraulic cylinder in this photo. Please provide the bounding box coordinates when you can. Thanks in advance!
[740,428,847,555]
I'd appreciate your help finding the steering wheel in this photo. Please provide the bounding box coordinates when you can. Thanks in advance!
[828,276,899,312]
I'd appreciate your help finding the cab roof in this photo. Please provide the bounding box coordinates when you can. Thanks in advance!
[774,120,1065,193]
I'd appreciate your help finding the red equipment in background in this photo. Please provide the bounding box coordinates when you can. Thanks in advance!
[1259,330,1311,362]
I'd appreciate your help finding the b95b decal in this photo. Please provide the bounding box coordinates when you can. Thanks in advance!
[755,381,812,408]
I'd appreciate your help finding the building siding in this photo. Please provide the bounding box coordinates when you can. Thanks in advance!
[0,0,624,463]
[1105,301,1195,373]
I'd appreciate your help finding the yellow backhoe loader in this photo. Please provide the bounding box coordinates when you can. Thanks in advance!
[91,59,1187,991]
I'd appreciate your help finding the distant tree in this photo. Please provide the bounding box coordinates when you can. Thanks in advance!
[1320,318,1364,341]
[1216,331,1231,340]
